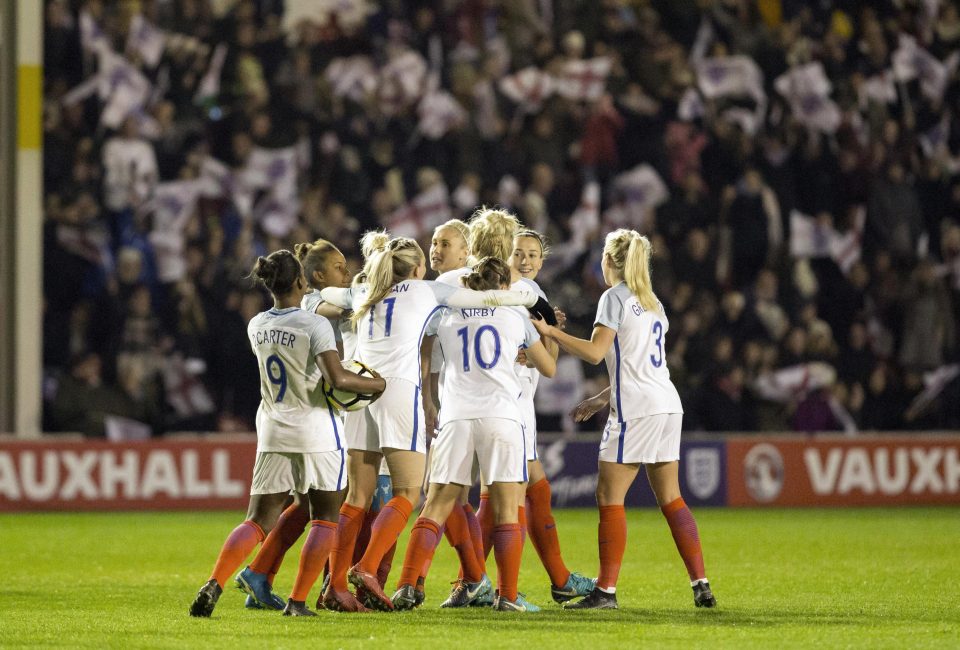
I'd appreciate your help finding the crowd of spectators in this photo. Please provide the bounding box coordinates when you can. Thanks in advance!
[42,0,960,436]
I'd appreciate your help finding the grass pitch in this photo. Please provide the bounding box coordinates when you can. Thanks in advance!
[2,507,957,649]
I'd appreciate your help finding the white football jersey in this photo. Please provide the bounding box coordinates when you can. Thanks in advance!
[302,289,357,359]
[342,280,461,385]
[430,267,471,374]
[436,305,539,426]
[247,307,343,452]
[512,278,547,403]
[595,283,683,421]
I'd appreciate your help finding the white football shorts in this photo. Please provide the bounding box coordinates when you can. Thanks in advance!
[519,393,538,462]
[250,449,346,494]
[342,410,392,476]
[345,377,426,454]
[430,418,527,486]
[599,413,682,464]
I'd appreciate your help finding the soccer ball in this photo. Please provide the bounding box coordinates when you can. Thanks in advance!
[322,360,379,411]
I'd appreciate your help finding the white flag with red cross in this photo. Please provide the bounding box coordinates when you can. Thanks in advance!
[378,49,428,115]
[387,184,452,240]
[556,57,611,102]
[418,89,467,140]
[499,67,555,112]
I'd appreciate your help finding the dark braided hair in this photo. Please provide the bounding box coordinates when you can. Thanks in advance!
[250,249,302,296]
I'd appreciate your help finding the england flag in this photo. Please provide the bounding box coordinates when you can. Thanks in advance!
[95,49,153,128]
[417,89,467,140]
[387,183,451,239]
[556,57,611,102]
[378,49,428,115]
[499,67,555,113]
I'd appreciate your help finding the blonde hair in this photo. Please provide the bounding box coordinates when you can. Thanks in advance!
[294,238,340,289]
[360,230,390,259]
[604,229,660,313]
[435,219,471,252]
[462,257,511,291]
[351,237,424,328]
[353,230,391,287]
[467,207,520,263]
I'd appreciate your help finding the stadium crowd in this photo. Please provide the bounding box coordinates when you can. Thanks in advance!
[41,0,960,436]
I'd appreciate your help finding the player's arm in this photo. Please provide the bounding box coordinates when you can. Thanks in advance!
[314,302,344,319]
[532,321,615,366]
[419,335,438,435]
[429,282,538,308]
[524,339,557,378]
[316,350,385,394]
[319,286,355,309]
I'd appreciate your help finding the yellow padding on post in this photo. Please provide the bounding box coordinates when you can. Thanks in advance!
[18,65,41,150]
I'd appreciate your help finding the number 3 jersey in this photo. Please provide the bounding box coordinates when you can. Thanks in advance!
[436,305,539,427]
[594,282,683,421]
[247,307,342,453]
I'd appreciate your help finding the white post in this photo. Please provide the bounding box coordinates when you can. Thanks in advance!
[15,0,42,438]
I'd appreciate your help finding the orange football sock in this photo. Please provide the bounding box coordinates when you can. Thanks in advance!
[445,504,484,582]
[476,494,494,559]
[353,509,379,565]
[661,498,706,581]
[377,540,397,588]
[463,504,485,569]
[329,503,366,590]
[526,478,571,587]
[518,505,527,546]
[597,505,626,592]
[399,518,441,588]
[289,520,337,601]
[358,496,413,574]
[249,503,309,584]
[492,523,523,602]
[210,520,265,588]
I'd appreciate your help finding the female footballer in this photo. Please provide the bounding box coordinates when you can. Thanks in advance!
[531,229,717,610]
[392,257,556,612]
[318,236,539,612]
[189,250,385,618]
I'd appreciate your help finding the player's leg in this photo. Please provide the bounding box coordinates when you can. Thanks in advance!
[564,460,638,610]
[323,448,380,613]
[524,460,596,602]
[646,460,716,608]
[349,447,424,610]
[284,451,349,616]
[488,480,528,611]
[189,490,287,617]
[238,493,306,610]
[392,481,460,609]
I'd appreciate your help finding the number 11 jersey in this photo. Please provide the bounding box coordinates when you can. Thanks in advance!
[594,282,683,422]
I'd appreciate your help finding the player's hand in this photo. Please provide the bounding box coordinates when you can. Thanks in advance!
[530,315,554,339]
[515,349,528,365]
[424,401,438,438]
[570,393,610,422]
[553,307,567,330]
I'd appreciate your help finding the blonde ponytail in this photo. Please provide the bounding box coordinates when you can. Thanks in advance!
[351,237,423,328]
[354,230,391,287]
[467,207,520,263]
[604,229,660,313]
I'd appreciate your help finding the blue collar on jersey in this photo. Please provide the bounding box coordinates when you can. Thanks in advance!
[267,307,299,316]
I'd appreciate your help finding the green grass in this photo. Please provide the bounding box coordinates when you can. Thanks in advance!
[2,508,958,649]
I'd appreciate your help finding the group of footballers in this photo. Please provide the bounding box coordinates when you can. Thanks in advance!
[189,206,717,617]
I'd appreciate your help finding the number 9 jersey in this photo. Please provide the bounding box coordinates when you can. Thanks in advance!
[247,306,343,453]
[594,282,683,421]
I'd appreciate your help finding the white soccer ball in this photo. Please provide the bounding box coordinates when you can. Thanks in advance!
[322,360,379,412]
